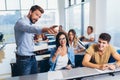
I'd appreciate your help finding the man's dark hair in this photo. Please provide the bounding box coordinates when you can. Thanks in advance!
[30,5,44,13]
[88,26,93,32]
[99,33,111,43]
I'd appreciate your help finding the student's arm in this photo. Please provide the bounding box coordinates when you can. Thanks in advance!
[89,37,95,42]
[74,48,85,54]
[51,46,62,62]
[112,51,120,67]
[82,53,109,70]
[51,52,59,63]
[83,33,95,42]
[82,37,94,42]
[104,51,120,70]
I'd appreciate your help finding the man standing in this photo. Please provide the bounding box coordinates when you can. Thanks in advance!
[14,5,55,76]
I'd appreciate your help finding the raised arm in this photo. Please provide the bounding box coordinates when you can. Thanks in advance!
[112,51,120,66]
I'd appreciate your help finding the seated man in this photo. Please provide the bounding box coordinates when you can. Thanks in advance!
[79,26,95,49]
[82,33,120,70]
[80,26,95,42]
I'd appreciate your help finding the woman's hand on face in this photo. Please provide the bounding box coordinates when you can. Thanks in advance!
[55,46,62,56]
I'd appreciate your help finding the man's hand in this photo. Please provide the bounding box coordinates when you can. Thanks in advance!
[48,27,57,34]
[108,64,116,70]
[42,27,57,34]
[99,64,109,70]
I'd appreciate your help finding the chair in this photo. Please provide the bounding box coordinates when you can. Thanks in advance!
[0,32,6,50]
[0,32,3,42]
[75,55,84,67]
[108,50,120,63]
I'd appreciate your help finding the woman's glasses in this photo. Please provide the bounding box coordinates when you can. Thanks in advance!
[59,37,66,41]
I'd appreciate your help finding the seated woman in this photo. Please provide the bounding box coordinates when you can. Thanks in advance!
[49,32,75,71]
[68,29,85,54]
[82,33,120,70]
[80,26,95,42]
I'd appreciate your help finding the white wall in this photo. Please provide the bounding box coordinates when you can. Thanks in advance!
[89,0,107,41]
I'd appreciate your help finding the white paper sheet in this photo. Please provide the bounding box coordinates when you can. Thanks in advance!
[48,71,63,80]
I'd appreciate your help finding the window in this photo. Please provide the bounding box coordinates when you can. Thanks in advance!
[34,0,47,9]
[0,11,20,43]
[21,0,34,9]
[0,0,5,10]
[48,0,57,9]
[76,0,81,4]
[65,1,90,37]
[65,0,69,8]
[84,2,90,34]
[71,0,75,5]
[6,0,20,10]
[35,10,57,27]
[0,0,58,43]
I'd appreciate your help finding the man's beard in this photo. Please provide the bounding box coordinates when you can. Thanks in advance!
[30,16,36,24]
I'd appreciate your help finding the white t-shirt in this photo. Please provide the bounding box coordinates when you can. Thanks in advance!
[55,54,68,70]
[84,32,94,40]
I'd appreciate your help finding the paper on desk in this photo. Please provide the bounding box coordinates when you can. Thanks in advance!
[95,69,114,73]
[48,71,63,80]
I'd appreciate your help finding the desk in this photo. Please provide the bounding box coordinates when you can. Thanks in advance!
[34,43,48,51]
[3,67,120,80]
[1,43,120,79]
[61,67,120,79]
[10,42,56,77]
[0,43,55,78]
[5,72,48,80]
[0,43,16,78]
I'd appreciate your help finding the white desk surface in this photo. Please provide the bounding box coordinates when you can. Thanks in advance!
[61,67,120,79]
[34,42,55,51]
[2,67,120,80]
[0,43,16,77]
[5,72,48,80]
[0,43,54,78]
[34,43,48,51]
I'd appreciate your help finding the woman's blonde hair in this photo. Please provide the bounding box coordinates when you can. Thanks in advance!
[68,29,78,48]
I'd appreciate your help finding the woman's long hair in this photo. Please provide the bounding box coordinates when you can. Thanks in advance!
[68,29,78,48]
[56,32,69,49]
